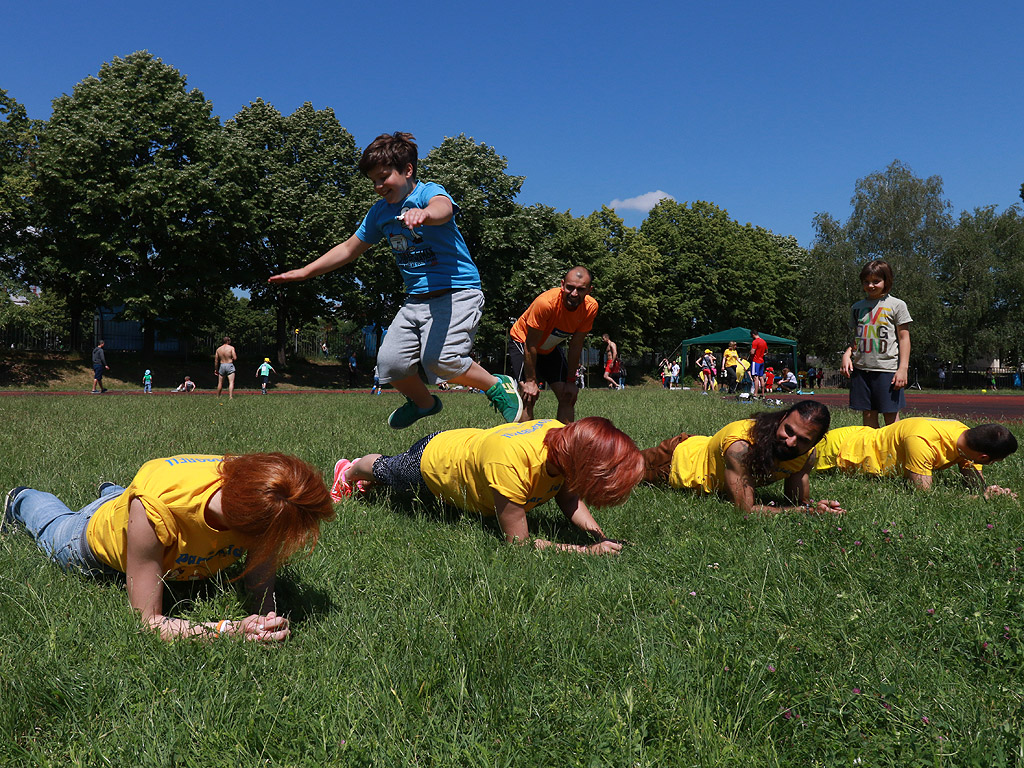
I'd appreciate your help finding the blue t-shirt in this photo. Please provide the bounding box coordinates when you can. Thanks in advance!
[355,181,480,294]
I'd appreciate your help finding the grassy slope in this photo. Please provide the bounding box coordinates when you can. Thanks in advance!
[0,350,355,392]
[1,390,1022,766]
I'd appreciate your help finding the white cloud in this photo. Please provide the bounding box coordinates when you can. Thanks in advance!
[607,190,675,213]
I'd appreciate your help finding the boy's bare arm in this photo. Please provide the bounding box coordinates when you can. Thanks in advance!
[268,234,372,283]
[892,324,911,389]
[398,195,453,228]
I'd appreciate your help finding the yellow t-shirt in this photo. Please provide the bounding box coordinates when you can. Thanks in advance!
[86,456,246,580]
[420,420,565,515]
[722,348,740,369]
[814,417,979,477]
[668,419,814,493]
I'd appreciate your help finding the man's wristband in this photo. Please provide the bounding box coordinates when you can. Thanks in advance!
[216,619,232,635]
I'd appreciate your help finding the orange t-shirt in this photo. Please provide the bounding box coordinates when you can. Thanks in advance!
[510,288,599,355]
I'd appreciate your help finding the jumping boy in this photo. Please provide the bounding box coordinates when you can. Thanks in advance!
[269,132,521,429]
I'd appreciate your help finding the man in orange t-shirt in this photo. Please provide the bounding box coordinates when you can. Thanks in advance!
[509,266,598,422]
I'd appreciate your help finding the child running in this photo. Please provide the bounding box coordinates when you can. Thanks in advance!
[256,358,276,394]
[269,132,522,429]
[331,417,644,554]
[841,259,913,427]
[4,453,335,641]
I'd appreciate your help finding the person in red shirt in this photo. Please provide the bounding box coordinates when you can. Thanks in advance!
[509,267,599,422]
[749,329,768,396]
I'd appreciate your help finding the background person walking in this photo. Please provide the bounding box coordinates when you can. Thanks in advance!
[91,340,109,393]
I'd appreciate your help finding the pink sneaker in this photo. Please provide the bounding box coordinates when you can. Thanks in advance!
[330,459,368,501]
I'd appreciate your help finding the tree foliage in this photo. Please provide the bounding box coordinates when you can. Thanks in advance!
[0,89,39,279]
[228,99,366,365]
[640,199,806,362]
[27,51,242,353]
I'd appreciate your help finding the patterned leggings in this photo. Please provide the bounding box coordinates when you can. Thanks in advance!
[371,432,441,492]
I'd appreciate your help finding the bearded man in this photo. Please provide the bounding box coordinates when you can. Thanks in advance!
[641,400,844,515]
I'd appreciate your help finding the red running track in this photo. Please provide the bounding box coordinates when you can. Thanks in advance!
[775,391,1024,424]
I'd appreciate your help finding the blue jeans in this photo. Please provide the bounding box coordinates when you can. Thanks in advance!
[9,485,124,576]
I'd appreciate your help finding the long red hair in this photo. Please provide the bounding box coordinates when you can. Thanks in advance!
[543,417,644,507]
[218,453,335,576]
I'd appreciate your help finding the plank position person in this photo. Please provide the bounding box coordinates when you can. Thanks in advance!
[4,453,335,641]
[640,400,844,515]
[814,417,1018,498]
[509,266,598,423]
[331,417,644,554]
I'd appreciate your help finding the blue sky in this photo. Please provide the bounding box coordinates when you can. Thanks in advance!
[4,0,1022,247]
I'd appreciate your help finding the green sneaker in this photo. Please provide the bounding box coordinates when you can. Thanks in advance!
[388,395,443,430]
[486,374,523,422]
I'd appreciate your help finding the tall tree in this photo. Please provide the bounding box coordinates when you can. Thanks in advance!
[640,199,804,358]
[0,89,39,281]
[228,99,366,365]
[28,51,243,353]
[798,212,861,360]
[938,205,1024,366]
[591,231,663,358]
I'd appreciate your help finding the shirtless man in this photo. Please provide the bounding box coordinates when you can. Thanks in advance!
[215,336,237,399]
[602,333,620,389]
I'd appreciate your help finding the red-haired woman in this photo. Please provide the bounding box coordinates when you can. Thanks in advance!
[4,453,335,641]
[331,417,643,554]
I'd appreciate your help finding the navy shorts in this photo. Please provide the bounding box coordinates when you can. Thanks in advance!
[93,365,104,382]
[372,432,440,493]
[508,339,569,386]
[849,368,905,413]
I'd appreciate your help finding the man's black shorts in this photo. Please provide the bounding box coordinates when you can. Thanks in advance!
[509,339,569,385]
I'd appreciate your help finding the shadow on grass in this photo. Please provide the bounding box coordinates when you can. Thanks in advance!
[157,571,334,627]
[368,486,601,547]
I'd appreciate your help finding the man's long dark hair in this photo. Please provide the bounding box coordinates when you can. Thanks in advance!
[745,400,831,481]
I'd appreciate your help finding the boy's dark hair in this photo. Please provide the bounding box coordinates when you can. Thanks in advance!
[745,400,830,480]
[964,424,1018,461]
[859,259,894,293]
[359,132,418,178]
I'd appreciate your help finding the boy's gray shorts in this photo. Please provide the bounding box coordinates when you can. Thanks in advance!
[377,288,483,384]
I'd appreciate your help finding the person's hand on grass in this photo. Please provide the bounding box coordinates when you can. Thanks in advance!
[984,485,1017,501]
[806,499,845,515]
[237,611,290,642]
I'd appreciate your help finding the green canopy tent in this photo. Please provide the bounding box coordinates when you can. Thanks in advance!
[680,327,798,374]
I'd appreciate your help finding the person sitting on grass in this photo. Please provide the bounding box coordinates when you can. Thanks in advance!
[331,417,644,554]
[173,375,196,392]
[4,453,335,642]
[639,400,844,515]
[814,417,1018,498]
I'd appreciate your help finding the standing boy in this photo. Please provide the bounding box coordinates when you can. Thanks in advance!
[269,132,521,429]
[255,358,275,394]
[509,266,597,423]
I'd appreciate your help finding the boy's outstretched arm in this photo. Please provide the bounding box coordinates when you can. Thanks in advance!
[399,195,453,229]
[269,234,372,284]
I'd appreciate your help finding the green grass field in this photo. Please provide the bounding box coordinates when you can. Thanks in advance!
[2,389,1023,766]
